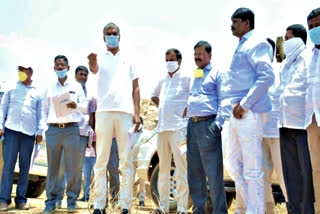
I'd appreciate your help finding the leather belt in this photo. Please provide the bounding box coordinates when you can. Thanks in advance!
[49,122,77,128]
[190,115,216,123]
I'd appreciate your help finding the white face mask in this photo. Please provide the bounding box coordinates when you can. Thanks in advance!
[166,61,179,73]
[283,37,304,57]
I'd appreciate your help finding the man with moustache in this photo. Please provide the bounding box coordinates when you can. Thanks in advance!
[186,41,228,214]
[223,8,274,214]
[305,7,320,214]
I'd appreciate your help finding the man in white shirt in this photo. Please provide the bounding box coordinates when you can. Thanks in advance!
[0,66,42,211]
[261,38,288,214]
[41,55,87,214]
[278,25,314,214]
[87,22,140,214]
[150,48,190,214]
[305,8,320,214]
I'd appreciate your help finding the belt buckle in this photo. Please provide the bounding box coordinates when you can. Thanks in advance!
[58,123,65,128]
[191,116,198,123]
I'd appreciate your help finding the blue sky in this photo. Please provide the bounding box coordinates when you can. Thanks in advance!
[0,0,318,97]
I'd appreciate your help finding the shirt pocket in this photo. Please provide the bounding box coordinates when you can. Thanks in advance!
[201,77,215,94]
[230,50,247,69]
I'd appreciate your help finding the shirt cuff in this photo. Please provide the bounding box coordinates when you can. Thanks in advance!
[240,98,250,111]
[215,121,222,130]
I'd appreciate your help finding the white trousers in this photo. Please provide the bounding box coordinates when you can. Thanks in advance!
[157,128,189,213]
[225,110,265,214]
[93,111,134,209]
[262,138,288,214]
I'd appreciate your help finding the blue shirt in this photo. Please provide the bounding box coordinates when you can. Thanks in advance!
[222,30,274,113]
[0,81,42,136]
[187,63,226,128]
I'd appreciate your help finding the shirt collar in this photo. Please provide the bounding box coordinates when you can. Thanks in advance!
[16,81,34,88]
[167,68,181,79]
[313,45,320,54]
[241,30,253,42]
[55,76,71,87]
[202,62,212,72]
[106,51,120,56]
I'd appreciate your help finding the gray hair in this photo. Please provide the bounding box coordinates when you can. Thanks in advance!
[103,22,120,35]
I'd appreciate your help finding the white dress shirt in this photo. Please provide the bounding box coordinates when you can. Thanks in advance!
[0,81,42,136]
[305,46,320,128]
[95,51,138,115]
[41,77,87,129]
[263,63,281,138]
[152,69,191,132]
[278,43,307,129]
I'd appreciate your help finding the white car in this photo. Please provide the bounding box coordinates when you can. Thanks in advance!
[136,122,285,212]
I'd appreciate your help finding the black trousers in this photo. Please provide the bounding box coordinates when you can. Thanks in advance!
[280,128,315,214]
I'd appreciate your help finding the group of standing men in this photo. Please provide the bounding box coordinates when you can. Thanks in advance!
[150,7,320,214]
[0,6,319,214]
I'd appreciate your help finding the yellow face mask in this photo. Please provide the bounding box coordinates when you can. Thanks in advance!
[18,71,28,82]
[193,69,204,78]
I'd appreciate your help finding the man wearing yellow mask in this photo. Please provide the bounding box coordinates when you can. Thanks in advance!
[186,41,228,214]
[0,66,43,211]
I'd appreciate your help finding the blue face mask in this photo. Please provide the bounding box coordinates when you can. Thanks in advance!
[105,35,119,48]
[309,26,320,45]
[55,68,68,79]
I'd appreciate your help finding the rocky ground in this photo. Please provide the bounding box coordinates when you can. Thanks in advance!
[140,99,158,131]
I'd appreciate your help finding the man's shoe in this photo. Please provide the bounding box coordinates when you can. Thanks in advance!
[0,202,8,211]
[77,196,88,202]
[150,209,166,214]
[177,212,186,214]
[139,201,145,206]
[93,208,106,214]
[42,206,56,213]
[67,204,78,212]
[15,202,29,210]
[121,209,129,214]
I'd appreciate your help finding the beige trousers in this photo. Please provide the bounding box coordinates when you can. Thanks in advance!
[307,114,320,214]
[262,137,288,214]
[93,111,134,210]
[157,128,189,213]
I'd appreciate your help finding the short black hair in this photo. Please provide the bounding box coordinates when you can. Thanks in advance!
[103,22,120,35]
[266,38,275,57]
[194,41,212,54]
[54,55,69,65]
[165,48,182,60]
[307,8,320,22]
[231,7,255,30]
[286,24,307,44]
[75,65,89,75]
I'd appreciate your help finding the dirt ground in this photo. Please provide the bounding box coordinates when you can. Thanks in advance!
[0,100,288,213]
[1,184,287,214]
